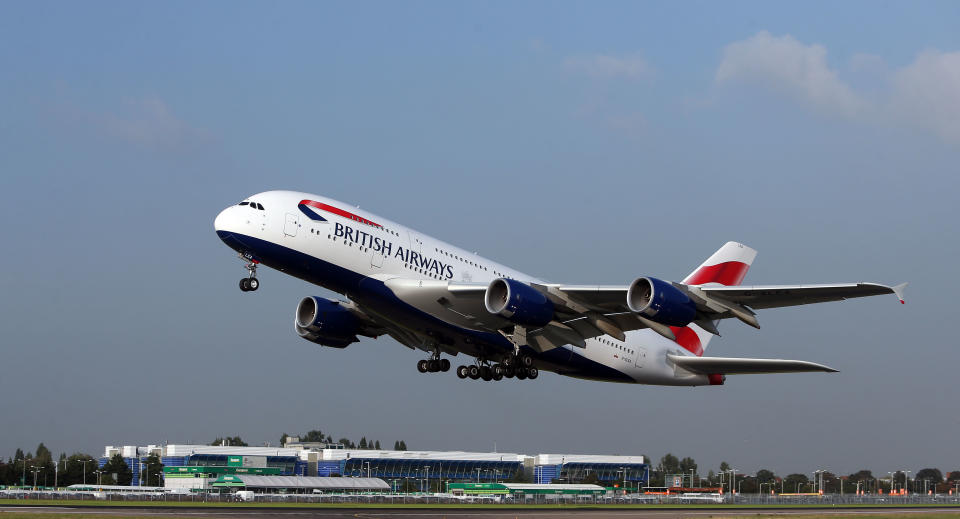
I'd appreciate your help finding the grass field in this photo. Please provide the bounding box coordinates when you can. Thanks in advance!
[2,512,960,519]
[2,499,960,510]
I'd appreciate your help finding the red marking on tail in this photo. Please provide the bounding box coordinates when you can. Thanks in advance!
[669,326,703,357]
[685,261,750,286]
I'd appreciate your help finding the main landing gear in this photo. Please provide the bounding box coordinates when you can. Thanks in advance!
[454,353,538,382]
[238,255,259,292]
[417,350,451,374]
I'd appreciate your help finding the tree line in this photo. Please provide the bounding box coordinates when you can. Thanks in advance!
[0,443,160,487]
[648,453,960,494]
[278,429,408,451]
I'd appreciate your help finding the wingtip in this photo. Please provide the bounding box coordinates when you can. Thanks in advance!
[892,282,908,304]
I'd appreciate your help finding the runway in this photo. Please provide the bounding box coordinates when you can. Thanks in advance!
[2,506,960,519]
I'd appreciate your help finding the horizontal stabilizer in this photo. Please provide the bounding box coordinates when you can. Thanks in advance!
[668,354,838,375]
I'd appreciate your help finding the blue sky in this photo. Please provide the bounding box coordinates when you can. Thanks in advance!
[1,1,958,476]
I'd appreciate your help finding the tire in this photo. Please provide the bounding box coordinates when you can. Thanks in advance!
[440,359,451,372]
[417,360,429,373]
[427,359,439,372]
[493,372,503,381]
[480,366,493,381]
[504,367,516,378]
[520,354,534,368]
[502,356,514,368]
[239,279,250,291]
[493,365,504,377]
[527,367,539,379]
[248,278,259,291]
[456,366,468,379]
[468,365,480,379]
[516,370,527,380]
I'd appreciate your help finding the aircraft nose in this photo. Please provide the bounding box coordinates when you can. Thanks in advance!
[214,206,232,232]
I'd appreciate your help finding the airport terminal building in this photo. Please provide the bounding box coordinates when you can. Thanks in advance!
[101,444,648,491]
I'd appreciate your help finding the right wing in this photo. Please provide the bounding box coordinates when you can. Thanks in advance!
[668,354,837,374]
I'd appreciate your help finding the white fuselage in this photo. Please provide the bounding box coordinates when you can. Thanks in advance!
[215,190,710,385]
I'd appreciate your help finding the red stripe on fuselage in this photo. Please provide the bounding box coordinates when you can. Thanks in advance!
[685,261,749,286]
[669,326,703,357]
[299,200,382,228]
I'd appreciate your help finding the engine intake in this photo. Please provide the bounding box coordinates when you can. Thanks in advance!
[626,277,697,327]
[295,296,360,348]
[484,278,554,327]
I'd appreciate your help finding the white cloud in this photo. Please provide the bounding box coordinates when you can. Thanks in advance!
[890,50,960,143]
[715,32,960,145]
[716,31,866,117]
[564,53,653,81]
[95,97,210,152]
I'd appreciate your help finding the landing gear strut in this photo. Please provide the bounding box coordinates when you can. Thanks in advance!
[238,255,259,292]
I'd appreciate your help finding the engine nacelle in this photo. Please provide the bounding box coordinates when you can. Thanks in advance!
[626,277,697,327]
[484,278,554,327]
[294,296,360,348]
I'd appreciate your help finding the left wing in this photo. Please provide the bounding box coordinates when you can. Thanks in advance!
[668,354,837,374]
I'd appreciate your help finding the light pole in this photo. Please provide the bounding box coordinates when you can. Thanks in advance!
[32,467,41,490]
[79,459,93,486]
[904,471,912,494]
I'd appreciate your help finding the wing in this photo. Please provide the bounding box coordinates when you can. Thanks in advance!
[696,282,908,309]
[668,354,837,374]
[378,276,906,353]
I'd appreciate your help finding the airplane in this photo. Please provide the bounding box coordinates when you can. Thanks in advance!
[214,190,906,386]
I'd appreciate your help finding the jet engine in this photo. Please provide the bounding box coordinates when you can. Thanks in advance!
[294,296,361,348]
[484,278,554,327]
[626,277,697,327]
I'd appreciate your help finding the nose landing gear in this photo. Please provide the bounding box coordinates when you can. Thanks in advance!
[238,255,259,292]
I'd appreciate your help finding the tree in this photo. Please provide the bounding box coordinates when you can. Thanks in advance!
[301,429,326,442]
[679,457,697,476]
[656,453,680,486]
[337,438,355,449]
[915,468,943,484]
[210,436,247,447]
[719,461,730,472]
[374,440,381,450]
[144,454,163,486]
[707,470,716,486]
[280,433,290,446]
[756,469,776,483]
[359,437,368,449]
[783,473,809,493]
[101,454,133,486]
[62,453,98,487]
[397,440,407,451]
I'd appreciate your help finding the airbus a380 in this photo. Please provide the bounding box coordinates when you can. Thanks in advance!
[214,190,906,386]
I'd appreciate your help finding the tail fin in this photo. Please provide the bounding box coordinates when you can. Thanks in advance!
[682,241,757,286]
[676,242,757,356]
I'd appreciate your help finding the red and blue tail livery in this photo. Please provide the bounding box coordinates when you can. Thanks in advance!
[215,190,906,387]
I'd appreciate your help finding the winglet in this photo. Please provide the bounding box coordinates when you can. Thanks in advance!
[892,282,908,304]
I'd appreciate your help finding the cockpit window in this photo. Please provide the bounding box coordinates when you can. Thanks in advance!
[239,201,249,206]
[256,203,265,210]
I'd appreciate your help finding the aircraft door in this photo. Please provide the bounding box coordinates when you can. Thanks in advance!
[370,234,385,268]
[284,213,298,237]
[634,347,646,368]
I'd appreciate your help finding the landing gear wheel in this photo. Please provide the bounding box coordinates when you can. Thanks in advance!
[520,354,534,368]
[502,356,514,368]
[480,366,493,381]
[428,359,440,372]
[239,279,250,291]
[493,365,504,377]
[247,278,259,291]
[440,359,451,372]
[456,366,469,379]
[468,365,480,380]
[516,369,528,380]
[504,367,516,378]
[493,371,503,381]
[417,360,429,373]
[526,367,539,379]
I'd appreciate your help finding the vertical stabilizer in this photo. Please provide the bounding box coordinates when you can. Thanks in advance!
[676,242,757,355]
